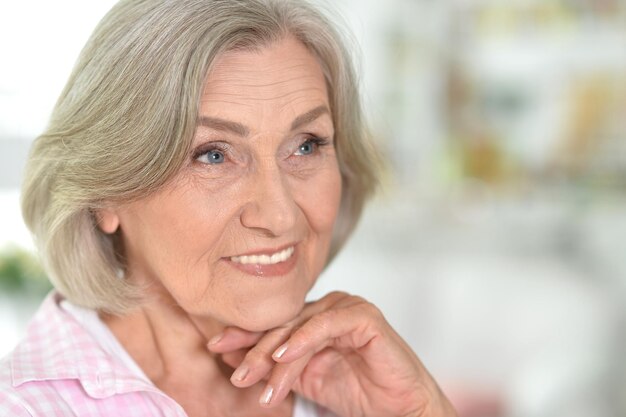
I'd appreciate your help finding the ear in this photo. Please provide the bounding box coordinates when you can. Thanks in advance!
[95,208,120,234]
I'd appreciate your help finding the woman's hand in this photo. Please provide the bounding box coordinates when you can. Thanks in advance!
[207,292,457,417]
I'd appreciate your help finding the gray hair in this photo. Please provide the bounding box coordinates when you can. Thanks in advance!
[22,0,381,314]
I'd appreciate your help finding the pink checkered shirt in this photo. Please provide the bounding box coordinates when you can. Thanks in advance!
[0,292,332,417]
[0,292,190,416]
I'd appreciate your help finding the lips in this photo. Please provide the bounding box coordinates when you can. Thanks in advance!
[225,245,298,277]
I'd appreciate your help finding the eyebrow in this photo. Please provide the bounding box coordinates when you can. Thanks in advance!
[197,116,249,137]
[290,105,330,131]
[197,105,330,137]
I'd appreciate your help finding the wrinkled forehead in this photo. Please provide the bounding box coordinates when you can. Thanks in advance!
[199,37,332,133]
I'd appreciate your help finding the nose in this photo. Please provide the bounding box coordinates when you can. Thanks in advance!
[239,165,298,237]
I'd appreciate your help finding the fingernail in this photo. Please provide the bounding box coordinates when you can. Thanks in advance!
[208,333,223,346]
[273,343,288,360]
[231,365,249,382]
[260,385,274,405]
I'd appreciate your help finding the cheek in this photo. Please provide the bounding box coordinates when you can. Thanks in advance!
[118,187,230,282]
[296,163,343,234]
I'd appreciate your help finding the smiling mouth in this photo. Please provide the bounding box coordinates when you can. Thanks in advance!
[230,246,295,265]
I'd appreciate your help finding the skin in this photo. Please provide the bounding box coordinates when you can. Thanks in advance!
[99,37,456,417]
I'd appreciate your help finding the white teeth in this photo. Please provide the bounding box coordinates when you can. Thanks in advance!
[231,246,294,265]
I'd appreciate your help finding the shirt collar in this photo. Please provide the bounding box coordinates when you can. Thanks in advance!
[10,291,153,399]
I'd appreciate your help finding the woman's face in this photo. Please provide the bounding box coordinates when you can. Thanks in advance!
[105,37,342,331]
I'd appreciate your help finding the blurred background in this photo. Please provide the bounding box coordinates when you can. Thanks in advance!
[1,1,625,416]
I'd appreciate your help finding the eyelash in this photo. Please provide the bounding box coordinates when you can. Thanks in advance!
[297,136,330,154]
[192,142,231,163]
[192,135,331,165]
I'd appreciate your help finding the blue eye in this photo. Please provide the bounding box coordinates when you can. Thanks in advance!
[298,141,315,155]
[196,149,225,164]
[295,137,328,156]
[207,150,225,164]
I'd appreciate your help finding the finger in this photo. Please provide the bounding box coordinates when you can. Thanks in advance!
[271,299,385,364]
[258,350,316,408]
[220,349,248,370]
[210,292,349,353]
[207,327,264,353]
[229,325,293,388]
[228,293,353,387]
[295,291,352,324]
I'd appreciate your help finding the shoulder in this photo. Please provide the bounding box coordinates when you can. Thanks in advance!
[0,357,32,417]
[0,359,97,416]
[0,389,33,417]
[1,292,180,416]
[0,294,87,416]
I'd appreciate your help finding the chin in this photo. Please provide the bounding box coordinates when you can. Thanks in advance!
[235,298,305,332]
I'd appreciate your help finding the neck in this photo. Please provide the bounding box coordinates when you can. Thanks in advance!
[100,293,293,417]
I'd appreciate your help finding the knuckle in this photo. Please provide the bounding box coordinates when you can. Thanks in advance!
[321,291,350,305]
[349,294,368,304]
[305,311,333,335]
[357,300,386,323]
[326,290,350,298]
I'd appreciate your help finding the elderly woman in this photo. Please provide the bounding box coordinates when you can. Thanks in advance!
[0,1,456,416]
